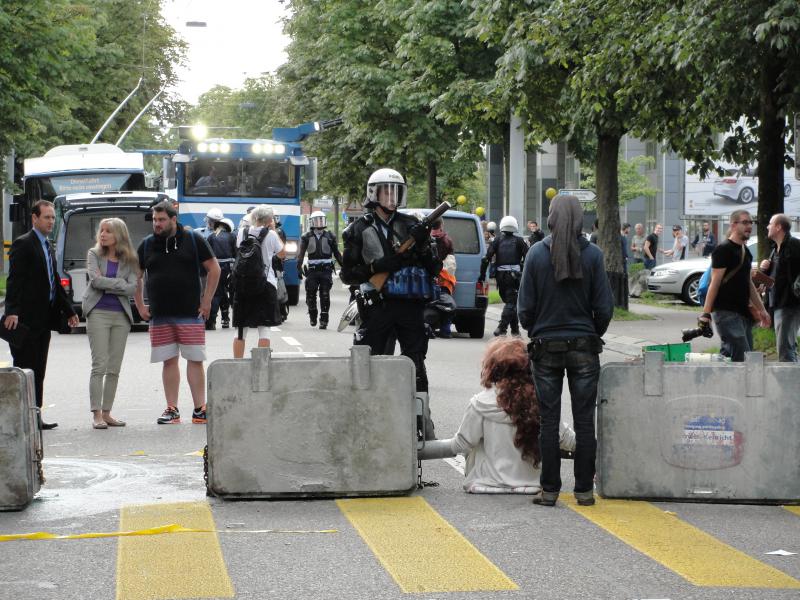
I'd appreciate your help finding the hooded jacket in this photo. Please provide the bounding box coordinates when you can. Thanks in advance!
[450,388,575,492]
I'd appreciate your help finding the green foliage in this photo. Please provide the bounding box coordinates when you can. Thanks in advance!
[581,156,659,209]
[488,289,501,304]
[0,0,187,180]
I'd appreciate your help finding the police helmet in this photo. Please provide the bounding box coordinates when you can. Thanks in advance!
[487,221,497,233]
[309,210,327,229]
[499,216,518,233]
[364,168,407,211]
[219,218,234,232]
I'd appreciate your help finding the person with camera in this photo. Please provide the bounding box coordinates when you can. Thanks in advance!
[698,210,769,362]
[759,213,800,362]
[517,194,614,507]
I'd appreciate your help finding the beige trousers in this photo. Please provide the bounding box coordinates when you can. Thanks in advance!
[86,308,131,412]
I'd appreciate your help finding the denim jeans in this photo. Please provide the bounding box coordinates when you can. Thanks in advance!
[712,309,753,362]
[774,306,800,362]
[643,258,656,270]
[532,349,600,495]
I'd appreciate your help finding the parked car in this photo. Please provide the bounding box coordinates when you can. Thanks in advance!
[53,191,168,321]
[713,166,792,204]
[646,233,800,306]
[402,208,488,338]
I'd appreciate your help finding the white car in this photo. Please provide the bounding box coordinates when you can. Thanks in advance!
[713,166,792,204]
[645,235,786,306]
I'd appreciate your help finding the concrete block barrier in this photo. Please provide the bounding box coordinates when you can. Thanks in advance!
[206,346,418,498]
[0,368,43,510]
[597,352,800,503]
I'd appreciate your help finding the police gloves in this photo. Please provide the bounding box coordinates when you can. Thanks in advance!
[372,253,405,274]
[297,266,303,280]
[409,222,431,245]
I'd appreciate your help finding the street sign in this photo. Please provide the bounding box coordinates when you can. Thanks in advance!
[558,189,596,203]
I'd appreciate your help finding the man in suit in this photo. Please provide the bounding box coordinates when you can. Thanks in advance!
[4,200,79,429]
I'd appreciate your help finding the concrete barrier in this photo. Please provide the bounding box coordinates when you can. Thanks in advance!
[0,368,43,510]
[206,346,418,498]
[597,351,800,503]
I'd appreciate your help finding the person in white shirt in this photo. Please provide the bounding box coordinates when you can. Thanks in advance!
[450,337,575,494]
[232,205,285,358]
[663,224,689,261]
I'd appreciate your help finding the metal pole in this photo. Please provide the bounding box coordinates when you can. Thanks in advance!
[116,84,166,147]
[90,77,143,144]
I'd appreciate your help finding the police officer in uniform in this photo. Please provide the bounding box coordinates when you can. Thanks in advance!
[296,211,343,329]
[479,215,528,336]
[206,217,236,329]
[341,168,442,438]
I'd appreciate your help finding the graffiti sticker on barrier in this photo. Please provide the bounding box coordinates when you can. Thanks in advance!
[682,416,735,446]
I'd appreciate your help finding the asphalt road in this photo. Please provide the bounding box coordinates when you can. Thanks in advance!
[0,284,798,600]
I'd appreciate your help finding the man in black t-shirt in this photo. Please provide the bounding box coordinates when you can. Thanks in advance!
[699,209,769,361]
[135,201,220,425]
[643,223,662,269]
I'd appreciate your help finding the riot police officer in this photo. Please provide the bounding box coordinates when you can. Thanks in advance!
[296,211,343,329]
[479,215,528,336]
[340,168,441,438]
[206,217,237,329]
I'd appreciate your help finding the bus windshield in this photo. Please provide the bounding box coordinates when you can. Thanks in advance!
[184,159,296,198]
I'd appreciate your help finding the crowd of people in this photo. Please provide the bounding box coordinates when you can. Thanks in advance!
[3,169,799,507]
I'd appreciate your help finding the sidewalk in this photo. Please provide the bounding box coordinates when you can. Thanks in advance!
[486,300,716,357]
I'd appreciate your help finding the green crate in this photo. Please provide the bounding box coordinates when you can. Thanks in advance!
[642,342,691,362]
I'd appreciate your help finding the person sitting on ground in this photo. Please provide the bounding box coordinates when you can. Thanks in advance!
[449,337,575,494]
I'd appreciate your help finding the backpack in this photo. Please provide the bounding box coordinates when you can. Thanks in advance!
[696,266,712,305]
[232,226,269,297]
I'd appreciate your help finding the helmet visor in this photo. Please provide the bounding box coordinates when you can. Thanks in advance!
[376,183,406,211]
[309,215,326,229]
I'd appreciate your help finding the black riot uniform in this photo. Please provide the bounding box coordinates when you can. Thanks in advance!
[296,228,343,328]
[341,210,442,395]
[480,231,528,335]
[206,226,237,328]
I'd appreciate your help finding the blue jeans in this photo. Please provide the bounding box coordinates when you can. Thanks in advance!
[532,349,600,495]
[643,258,656,270]
[712,309,753,362]
[774,306,800,362]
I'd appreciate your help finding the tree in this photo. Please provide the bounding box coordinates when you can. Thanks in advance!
[0,1,96,163]
[658,0,800,259]
[581,156,659,209]
[468,0,702,307]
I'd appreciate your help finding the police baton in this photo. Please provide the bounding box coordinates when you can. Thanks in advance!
[369,200,452,291]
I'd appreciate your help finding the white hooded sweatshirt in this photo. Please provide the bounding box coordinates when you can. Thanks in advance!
[450,388,576,493]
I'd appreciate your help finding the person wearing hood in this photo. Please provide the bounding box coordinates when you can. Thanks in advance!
[135,200,220,425]
[450,338,575,493]
[517,194,613,507]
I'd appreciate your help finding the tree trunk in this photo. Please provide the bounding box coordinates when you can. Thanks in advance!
[426,159,437,209]
[595,132,627,309]
[756,52,786,261]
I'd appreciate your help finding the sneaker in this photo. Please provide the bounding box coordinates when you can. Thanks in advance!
[532,491,558,506]
[310,316,317,326]
[574,491,595,506]
[221,319,230,329]
[157,406,181,424]
[192,406,207,424]
[319,321,328,330]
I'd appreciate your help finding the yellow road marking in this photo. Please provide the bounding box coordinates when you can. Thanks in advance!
[785,506,800,518]
[116,502,234,600]
[564,496,800,588]
[337,497,517,593]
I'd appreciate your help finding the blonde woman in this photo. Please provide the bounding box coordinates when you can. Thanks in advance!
[82,218,139,429]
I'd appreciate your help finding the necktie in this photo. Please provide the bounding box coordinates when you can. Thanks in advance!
[44,239,55,300]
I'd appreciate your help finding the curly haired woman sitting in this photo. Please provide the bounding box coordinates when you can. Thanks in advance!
[451,337,575,494]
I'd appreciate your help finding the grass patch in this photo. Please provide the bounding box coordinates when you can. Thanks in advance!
[703,327,799,360]
[0,274,5,295]
[488,289,501,304]
[613,307,655,321]
[633,291,703,312]
[628,262,644,278]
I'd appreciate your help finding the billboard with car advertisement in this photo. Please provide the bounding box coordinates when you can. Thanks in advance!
[685,156,800,217]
